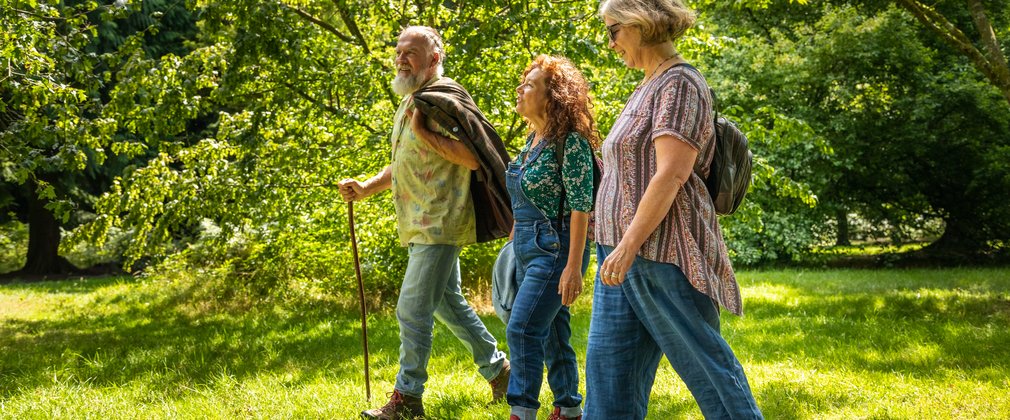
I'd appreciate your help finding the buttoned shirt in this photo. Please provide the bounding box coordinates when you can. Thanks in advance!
[515,132,595,219]
[390,77,477,246]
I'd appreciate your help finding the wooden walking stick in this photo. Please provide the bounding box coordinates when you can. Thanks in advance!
[348,201,371,401]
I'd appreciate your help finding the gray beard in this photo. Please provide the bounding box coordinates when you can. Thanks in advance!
[391,72,426,96]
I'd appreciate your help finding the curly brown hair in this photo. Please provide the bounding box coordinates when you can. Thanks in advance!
[521,55,601,150]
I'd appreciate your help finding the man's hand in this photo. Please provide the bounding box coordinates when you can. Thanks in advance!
[339,167,392,202]
[408,107,436,146]
[405,107,479,170]
[338,179,367,202]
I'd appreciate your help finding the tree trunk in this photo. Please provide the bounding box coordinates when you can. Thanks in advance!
[835,209,851,246]
[965,0,1010,104]
[18,180,77,276]
[924,217,982,259]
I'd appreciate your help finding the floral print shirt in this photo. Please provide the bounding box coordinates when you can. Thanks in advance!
[515,132,595,219]
[390,77,476,246]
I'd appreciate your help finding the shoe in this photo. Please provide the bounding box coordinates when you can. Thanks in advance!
[509,416,521,420]
[489,359,511,403]
[546,406,582,420]
[361,390,425,419]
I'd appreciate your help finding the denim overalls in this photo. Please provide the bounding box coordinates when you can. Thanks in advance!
[505,139,589,419]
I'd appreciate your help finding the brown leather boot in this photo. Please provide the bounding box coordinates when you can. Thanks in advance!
[488,359,511,403]
[360,390,424,419]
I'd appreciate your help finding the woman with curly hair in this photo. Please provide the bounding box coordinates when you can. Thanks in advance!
[505,54,599,420]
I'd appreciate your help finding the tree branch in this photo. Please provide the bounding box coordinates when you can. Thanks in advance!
[966,0,1010,92]
[279,3,355,43]
[893,0,1010,105]
[15,8,70,22]
[332,0,372,57]
[281,81,378,135]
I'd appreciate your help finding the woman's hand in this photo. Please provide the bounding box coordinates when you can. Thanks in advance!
[598,135,698,286]
[599,241,638,286]
[558,264,584,306]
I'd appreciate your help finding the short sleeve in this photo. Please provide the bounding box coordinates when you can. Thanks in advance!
[561,132,595,213]
[651,76,710,151]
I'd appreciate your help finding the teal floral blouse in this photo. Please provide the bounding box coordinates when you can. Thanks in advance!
[516,132,595,219]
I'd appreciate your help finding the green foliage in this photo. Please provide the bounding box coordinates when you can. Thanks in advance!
[0,222,28,273]
[703,1,1010,260]
[53,0,814,296]
[9,0,1001,293]
[1,0,201,273]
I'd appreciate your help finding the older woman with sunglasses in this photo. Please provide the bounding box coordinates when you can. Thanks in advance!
[585,0,763,418]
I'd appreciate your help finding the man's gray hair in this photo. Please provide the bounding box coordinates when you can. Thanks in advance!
[402,26,445,76]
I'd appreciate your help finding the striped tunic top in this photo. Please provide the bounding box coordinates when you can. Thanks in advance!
[594,64,743,316]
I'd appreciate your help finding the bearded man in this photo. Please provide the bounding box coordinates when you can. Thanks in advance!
[338,26,511,419]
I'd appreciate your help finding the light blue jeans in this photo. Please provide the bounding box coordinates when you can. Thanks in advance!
[584,244,762,419]
[394,243,507,398]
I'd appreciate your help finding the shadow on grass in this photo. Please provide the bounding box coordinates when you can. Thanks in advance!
[0,276,405,402]
[731,283,1010,380]
[3,270,1009,416]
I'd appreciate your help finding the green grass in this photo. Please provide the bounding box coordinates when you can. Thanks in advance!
[2,268,1009,419]
[811,242,929,256]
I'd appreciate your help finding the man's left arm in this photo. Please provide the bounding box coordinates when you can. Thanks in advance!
[408,108,479,170]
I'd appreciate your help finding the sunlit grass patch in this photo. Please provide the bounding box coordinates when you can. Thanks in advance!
[812,241,928,256]
[2,268,1009,418]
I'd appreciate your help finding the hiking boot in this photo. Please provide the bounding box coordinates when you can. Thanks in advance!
[546,406,582,420]
[489,359,511,403]
[361,389,424,420]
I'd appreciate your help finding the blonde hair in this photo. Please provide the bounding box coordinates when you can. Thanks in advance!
[599,0,696,45]
[401,26,445,76]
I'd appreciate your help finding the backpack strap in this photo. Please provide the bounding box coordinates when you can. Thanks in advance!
[553,137,567,229]
[710,88,719,121]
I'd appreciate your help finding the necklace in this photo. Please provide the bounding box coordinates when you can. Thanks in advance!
[642,55,678,85]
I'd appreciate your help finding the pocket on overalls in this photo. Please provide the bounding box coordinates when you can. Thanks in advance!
[532,221,561,256]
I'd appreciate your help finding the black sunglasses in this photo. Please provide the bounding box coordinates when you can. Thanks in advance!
[607,23,623,42]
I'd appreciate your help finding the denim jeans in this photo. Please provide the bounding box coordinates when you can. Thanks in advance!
[584,244,762,419]
[506,159,586,419]
[394,243,507,398]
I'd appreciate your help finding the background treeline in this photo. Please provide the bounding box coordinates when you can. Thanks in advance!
[2,0,1008,301]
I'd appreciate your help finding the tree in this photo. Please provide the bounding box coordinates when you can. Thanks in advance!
[702,1,1010,258]
[0,0,197,278]
[893,0,1010,106]
[73,0,631,295]
[58,0,812,296]
[2,3,114,276]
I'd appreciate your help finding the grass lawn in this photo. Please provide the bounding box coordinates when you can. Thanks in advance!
[1,268,1009,419]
